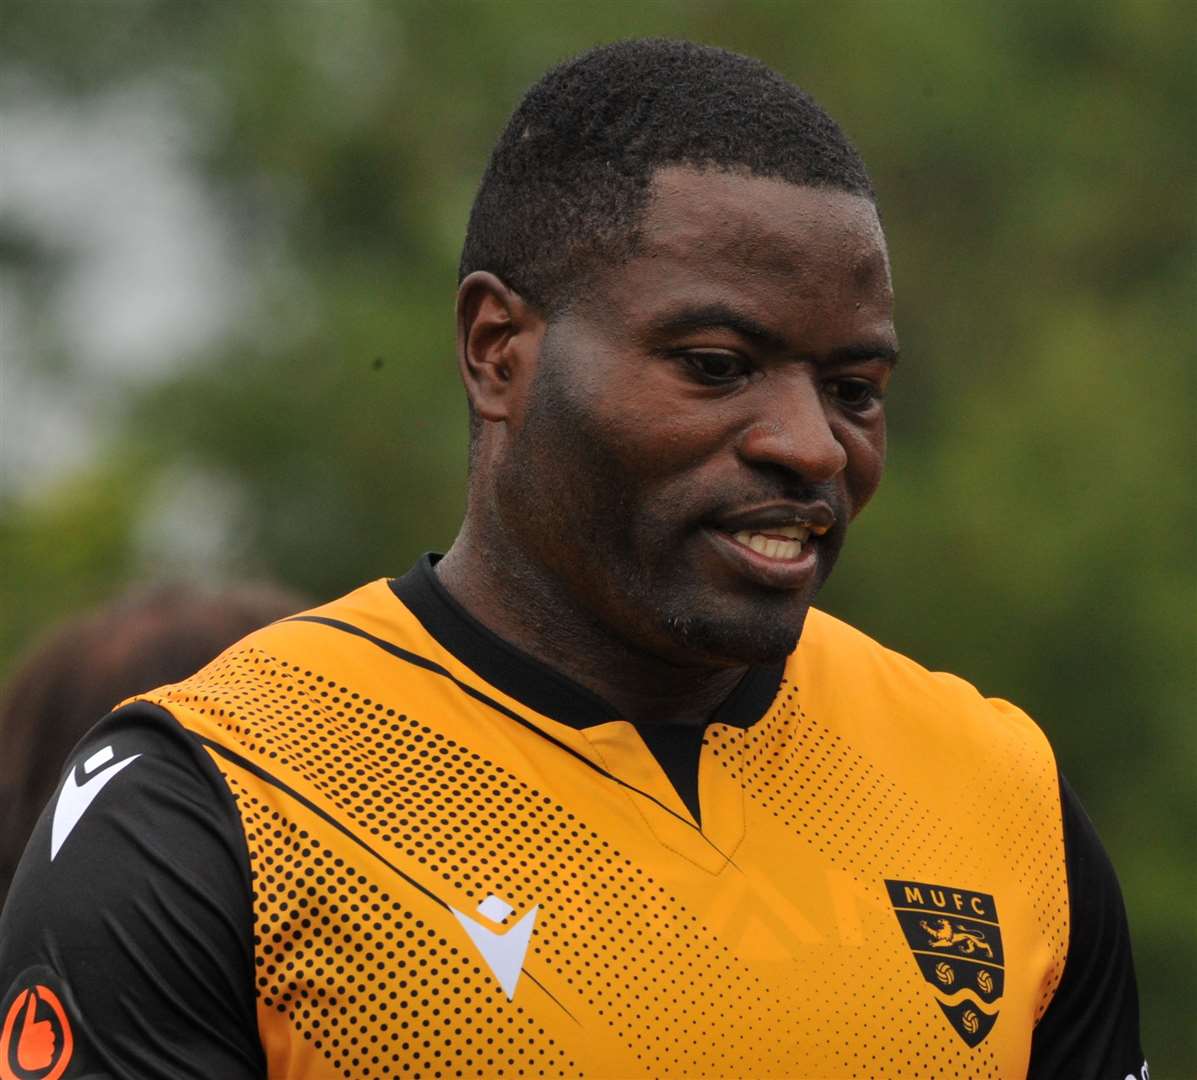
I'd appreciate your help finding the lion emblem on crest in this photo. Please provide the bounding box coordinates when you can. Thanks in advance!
[920,917,994,959]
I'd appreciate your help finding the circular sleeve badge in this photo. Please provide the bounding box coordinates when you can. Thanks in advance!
[0,982,74,1080]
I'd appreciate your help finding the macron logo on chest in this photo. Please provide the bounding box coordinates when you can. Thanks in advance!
[50,745,142,860]
[451,894,539,1000]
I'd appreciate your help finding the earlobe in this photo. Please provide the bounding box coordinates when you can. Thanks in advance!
[456,271,542,425]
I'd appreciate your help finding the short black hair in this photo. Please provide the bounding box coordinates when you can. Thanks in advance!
[459,38,874,314]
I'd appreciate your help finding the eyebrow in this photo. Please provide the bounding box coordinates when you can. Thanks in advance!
[829,342,901,366]
[651,304,785,348]
[649,303,900,365]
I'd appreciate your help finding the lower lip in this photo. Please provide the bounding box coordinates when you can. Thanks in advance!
[703,528,819,590]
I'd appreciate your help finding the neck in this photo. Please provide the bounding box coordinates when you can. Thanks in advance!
[435,521,747,728]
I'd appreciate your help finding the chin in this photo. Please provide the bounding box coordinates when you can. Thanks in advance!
[660,605,807,666]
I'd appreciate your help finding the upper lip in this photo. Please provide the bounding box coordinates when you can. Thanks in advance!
[710,502,836,536]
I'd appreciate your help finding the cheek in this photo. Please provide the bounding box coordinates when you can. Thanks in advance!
[841,418,886,518]
[590,385,722,480]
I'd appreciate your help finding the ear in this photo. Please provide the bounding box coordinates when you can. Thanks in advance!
[455,271,545,427]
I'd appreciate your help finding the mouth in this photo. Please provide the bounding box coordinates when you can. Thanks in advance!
[726,521,824,561]
[703,506,835,590]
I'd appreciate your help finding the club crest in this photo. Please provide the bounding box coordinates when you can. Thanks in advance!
[885,879,1005,1047]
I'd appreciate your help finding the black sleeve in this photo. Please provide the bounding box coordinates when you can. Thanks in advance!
[0,702,264,1079]
[1026,772,1146,1080]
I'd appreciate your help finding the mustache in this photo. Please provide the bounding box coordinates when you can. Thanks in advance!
[701,480,845,521]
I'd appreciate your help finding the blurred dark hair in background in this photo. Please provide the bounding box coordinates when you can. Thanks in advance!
[0,582,307,901]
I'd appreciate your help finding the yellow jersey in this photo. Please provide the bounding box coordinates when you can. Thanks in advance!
[0,557,1144,1078]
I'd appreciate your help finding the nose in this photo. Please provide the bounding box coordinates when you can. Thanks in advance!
[736,369,848,482]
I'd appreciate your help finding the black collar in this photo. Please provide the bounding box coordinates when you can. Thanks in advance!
[389,554,784,733]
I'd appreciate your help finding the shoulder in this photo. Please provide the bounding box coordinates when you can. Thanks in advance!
[794,607,1052,760]
[2,698,251,920]
[130,579,409,731]
[0,701,264,1077]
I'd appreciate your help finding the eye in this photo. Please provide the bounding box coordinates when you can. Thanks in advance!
[826,377,883,410]
[679,351,751,385]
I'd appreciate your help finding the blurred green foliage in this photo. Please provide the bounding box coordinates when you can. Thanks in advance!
[2,1,1193,1072]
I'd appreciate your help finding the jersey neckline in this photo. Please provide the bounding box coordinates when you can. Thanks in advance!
[387,553,785,735]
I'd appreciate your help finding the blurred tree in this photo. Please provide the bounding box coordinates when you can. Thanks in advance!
[2,0,1192,1071]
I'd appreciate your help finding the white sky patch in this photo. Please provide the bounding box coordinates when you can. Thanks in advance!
[0,356,106,494]
[0,76,246,495]
[132,461,256,581]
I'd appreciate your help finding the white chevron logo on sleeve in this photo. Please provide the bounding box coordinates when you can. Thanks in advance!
[51,744,142,860]
[451,894,539,1000]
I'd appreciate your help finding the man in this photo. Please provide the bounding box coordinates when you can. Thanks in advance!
[0,39,1145,1079]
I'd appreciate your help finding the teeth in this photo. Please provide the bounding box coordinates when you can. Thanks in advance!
[769,524,813,541]
[731,529,809,560]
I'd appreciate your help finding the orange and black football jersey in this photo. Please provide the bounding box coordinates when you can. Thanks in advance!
[0,557,1144,1079]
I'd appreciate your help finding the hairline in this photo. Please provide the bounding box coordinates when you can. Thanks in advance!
[504,164,880,319]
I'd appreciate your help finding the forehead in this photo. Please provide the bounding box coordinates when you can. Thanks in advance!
[599,166,892,322]
[646,165,890,281]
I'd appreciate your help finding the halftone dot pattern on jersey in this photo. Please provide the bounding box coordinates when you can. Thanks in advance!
[167,648,802,1077]
[790,927,1002,1080]
[706,681,1022,1079]
[223,772,572,1079]
[705,681,960,893]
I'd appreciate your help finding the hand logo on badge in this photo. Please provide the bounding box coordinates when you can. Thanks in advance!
[0,983,74,1080]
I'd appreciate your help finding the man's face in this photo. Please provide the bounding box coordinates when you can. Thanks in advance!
[493,167,897,666]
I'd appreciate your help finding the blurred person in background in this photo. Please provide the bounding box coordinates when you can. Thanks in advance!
[0,582,307,901]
